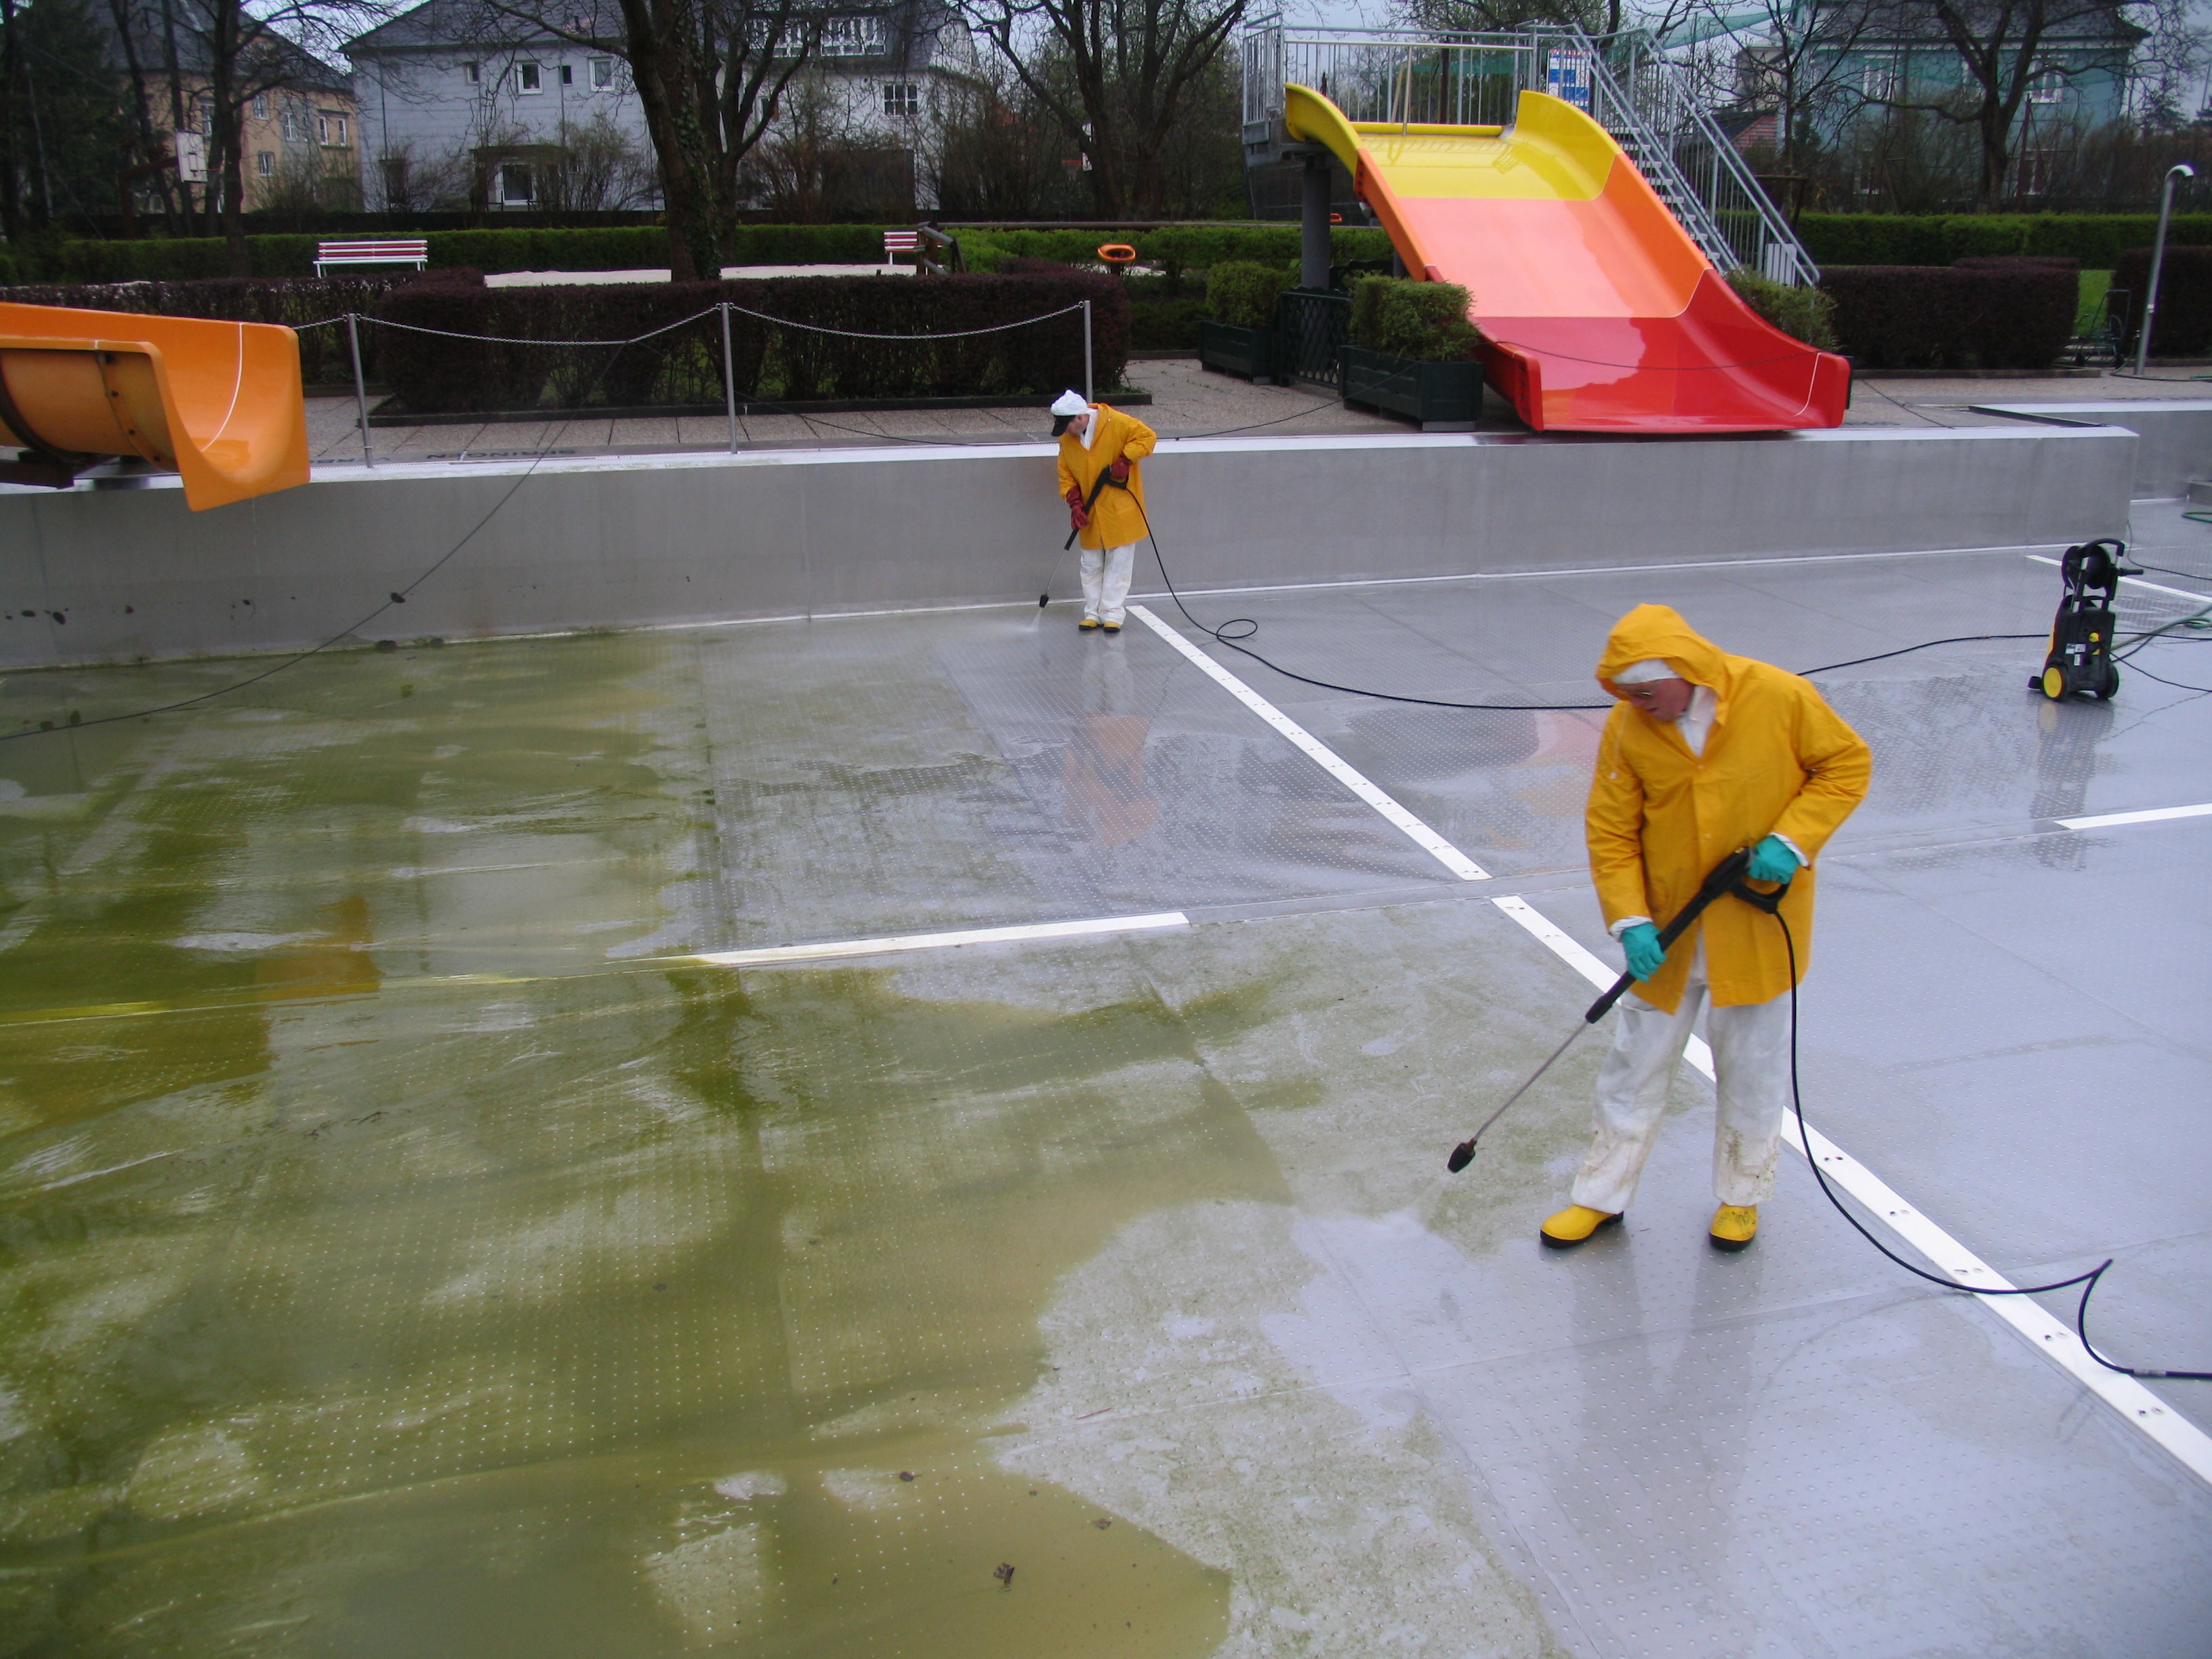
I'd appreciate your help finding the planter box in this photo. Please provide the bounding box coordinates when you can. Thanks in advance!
[1341,344,1484,430]
[1199,320,1279,383]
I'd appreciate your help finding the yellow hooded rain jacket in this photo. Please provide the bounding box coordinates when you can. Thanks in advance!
[1056,403,1157,552]
[1586,604,1872,1014]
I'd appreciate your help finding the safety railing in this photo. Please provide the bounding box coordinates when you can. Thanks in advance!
[1240,20,1818,285]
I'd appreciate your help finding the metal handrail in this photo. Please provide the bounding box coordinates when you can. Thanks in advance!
[1241,20,1819,285]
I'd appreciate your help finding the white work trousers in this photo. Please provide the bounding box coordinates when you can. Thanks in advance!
[1081,542,1136,626]
[1569,947,1794,1214]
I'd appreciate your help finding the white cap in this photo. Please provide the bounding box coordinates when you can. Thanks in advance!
[1612,659,1679,684]
[1049,390,1090,418]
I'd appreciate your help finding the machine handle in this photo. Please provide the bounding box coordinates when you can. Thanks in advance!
[1582,846,1759,1023]
[1061,467,1121,550]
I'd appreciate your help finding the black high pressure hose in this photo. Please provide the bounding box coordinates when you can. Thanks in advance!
[1767,905,2211,1383]
[1115,488,2055,711]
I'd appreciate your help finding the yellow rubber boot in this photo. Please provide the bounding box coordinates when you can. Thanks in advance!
[1540,1205,1621,1249]
[1709,1204,1759,1252]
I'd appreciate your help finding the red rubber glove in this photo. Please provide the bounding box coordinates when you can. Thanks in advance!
[1065,485,1083,508]
[1068,499,1090,531]
[1109,457,1130,484]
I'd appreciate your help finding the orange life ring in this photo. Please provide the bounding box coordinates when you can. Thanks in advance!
[1097,243,1137,265]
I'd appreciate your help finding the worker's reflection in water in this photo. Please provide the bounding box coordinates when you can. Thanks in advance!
[1063,638,1160,847]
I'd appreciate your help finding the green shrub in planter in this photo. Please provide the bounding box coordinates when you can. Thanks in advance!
[1347,275,1479,359]
[2111,244,2212,357]
[1725,269,1839,349]
[1206,261,1292,329]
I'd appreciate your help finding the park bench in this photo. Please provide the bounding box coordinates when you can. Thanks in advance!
[882,229,920,267]
[314,239,430,277]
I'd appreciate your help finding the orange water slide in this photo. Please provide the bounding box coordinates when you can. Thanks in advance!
[1284,85,1849,433]
[0,303,310,509]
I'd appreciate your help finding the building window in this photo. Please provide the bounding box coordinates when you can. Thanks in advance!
[1862,60,1900,102]
[560,63,573,85]
[590,56,615,89]
[518,61,543,92]
[2028,66,2066,104]
[197,95,215,132]
[882,81,919,117]
[499,163,535,205]
[281,106,303,141]
[251,95,269,120]
[318,112,348,147]
[255,150,274,176]
[819,16,887,56]
[464,60,481,83]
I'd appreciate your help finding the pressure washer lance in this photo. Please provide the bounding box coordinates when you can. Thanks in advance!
[1044,467,1126,609]
[1446,847,1782,1173]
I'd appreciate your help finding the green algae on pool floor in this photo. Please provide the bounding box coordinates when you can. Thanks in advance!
[0,621,1595,1656]
[0,948,1269,1655]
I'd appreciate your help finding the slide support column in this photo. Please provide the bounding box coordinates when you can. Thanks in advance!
[1300,153,1332,289]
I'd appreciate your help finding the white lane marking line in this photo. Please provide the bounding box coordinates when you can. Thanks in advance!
[2028,552,2208,606]
[1128,604,1490,882]
[1491,893,2212,1487]
[1492,897,1714,1075]
[2058,801,2212,830]
[689,912,1189,967]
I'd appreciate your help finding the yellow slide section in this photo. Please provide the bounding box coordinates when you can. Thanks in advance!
[0,303,311,510]
[1284,85,1847,432]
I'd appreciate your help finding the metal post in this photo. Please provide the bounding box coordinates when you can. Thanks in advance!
[720,302,739,453]
[1300,153,1332,290]
[2137,162,2196,375]
[1082,300,1093,404]
[347,312,373,469]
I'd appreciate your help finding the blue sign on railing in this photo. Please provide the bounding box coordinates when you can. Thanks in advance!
[1546,49,1594,110]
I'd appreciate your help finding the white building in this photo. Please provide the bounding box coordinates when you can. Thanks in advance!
[346,0,981,215]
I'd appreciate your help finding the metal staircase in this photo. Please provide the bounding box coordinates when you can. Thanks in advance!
[1241,19,1820,285]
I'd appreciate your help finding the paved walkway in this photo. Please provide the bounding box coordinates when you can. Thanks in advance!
[306,357,2212,464]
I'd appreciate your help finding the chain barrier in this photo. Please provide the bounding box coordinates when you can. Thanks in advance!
[335,298,1097,467]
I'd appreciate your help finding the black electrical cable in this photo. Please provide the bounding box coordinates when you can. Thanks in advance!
[1121,487,2053,712]
[1770,905,2211,1381]
[3,331,640,745]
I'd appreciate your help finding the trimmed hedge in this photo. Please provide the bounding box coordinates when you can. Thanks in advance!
[1726,268,1839,349]
[2111,245,2212,357]
[371,270,1130,413]
[1206,261,1291,329]
[14,222,1412,285]
[1347,275,1479,360]
[1801,213,2212,271]
[0,270,478,385]
[959,224,1392,278]
[1821,258,2078,369]
[3,224,933,284]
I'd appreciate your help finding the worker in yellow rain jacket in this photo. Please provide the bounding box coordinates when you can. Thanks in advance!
[1542,604,1872,1255]
[1050,390,1157,634]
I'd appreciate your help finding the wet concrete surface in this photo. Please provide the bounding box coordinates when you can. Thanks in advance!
[1,530,2208,1655]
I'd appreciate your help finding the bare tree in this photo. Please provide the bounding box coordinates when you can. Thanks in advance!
[459,0,824,279]
[1860,0,2170,207]
[1717,0,1877,171]
[112,0,382,271]
[964,0,1244,217]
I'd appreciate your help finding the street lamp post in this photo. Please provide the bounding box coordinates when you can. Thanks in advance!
[2136,161,2197,375]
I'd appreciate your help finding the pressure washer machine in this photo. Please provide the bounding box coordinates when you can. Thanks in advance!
[2034,538,2135,701]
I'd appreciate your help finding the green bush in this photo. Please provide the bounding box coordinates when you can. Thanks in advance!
[1347,275,1479,360]
[1800,213,2212,272]
[1822,258,2078,369]
[1725,268,1839,349]
[1206,261,1291,329]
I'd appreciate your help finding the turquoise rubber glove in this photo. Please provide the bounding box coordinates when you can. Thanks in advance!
[1620,922,1664,981]
[1748,834,1800,884]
